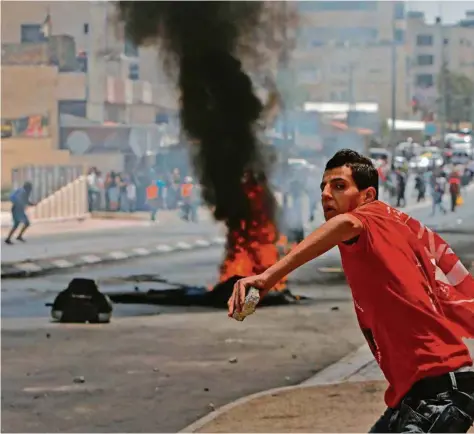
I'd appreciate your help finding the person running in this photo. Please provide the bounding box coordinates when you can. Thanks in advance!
[5,181,35,245]
[228,149,474,433]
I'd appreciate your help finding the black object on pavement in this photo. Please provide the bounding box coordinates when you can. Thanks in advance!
[48,278,113,323]
[106,275,304,309]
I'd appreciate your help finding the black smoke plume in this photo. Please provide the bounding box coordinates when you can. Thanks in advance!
[118,1,277,231]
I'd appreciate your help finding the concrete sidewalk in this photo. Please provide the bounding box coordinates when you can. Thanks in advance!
[183,340,474,433]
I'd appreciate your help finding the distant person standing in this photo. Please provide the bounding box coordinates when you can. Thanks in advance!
[395,169,407,208]
[5,181,35,245]
[448,170,461,213]
[146,180,160,222]
[431,174,448,216]
[414,173,426,202]
[126,180,137,212]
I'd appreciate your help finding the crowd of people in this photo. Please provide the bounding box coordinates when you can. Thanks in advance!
[376,155,473,217]
[86,167,201,222]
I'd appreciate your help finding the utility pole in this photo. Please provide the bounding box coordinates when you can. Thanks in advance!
[389,5,397,152]
[437,13,448,146]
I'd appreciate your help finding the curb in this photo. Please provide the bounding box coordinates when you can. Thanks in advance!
[179,344,372,433]
[1,236,227,279]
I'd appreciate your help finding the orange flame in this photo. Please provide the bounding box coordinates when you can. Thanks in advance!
[217,176,287,292]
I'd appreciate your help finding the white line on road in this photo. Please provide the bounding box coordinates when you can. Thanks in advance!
[81,255,102,264]
[132,248,150,256]
[175,242,192,250]
[212,237,226,245]
[156,244,173,253]
[194,239,211,247]
[108,251,129,260]
[51,259,74,269]
[14,262,43,273]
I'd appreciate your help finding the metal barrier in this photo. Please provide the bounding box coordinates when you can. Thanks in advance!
[11,165,83,204]
[31,175,88,221]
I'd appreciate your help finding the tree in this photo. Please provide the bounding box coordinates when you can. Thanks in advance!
[438,69,474,127]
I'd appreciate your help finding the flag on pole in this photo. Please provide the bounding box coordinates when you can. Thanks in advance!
[41,10,52,38]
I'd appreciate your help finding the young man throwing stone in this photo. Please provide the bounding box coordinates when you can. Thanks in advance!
[228,149,474,433]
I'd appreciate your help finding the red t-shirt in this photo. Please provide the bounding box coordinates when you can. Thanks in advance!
[338,200,473,408]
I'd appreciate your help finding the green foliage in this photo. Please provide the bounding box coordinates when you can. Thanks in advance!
[438,69,474,124]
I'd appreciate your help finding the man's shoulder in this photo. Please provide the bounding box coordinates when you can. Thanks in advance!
[351,201,411,225]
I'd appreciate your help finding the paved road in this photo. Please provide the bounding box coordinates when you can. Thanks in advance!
[2,180,473,266]
[1,218,224,264]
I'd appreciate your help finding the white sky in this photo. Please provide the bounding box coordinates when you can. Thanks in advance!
[407,1,474,24]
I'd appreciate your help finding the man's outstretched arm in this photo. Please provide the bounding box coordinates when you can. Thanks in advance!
[228,213,363,316]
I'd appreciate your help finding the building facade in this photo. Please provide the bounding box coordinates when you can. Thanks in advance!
[293,1,474,121]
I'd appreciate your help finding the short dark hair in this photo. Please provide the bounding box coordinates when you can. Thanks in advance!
[324,149,379,199]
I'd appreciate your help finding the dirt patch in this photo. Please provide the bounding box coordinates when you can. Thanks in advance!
[1,298,363,433]
[196,381,387,433]
[196,380,474,433]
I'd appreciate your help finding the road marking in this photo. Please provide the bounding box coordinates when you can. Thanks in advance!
[175,241,192,250]
[14,262,43,272]
[109,251,128,260]
[195,239,211,247]
[318,267,344,273]
[81,255,101,264]
[51,259,74,269]
[212,237,226,245]
[156,244,173,253]
[133,248,150,256]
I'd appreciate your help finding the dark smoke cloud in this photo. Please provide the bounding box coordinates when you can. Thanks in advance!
[118,1,276,230]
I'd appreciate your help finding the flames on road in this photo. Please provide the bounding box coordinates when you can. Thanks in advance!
[217,172,288,292]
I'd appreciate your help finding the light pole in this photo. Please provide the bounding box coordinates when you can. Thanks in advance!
[389,5,397,153]
[437,11,448,146]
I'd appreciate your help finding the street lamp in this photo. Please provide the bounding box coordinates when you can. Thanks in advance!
[390,4,398,153]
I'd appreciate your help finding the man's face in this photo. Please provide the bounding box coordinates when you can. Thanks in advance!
[320,166,366,221]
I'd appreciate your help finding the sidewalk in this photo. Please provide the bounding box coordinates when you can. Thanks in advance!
[183,340,474,433]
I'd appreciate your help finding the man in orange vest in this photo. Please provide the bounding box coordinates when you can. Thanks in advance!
[180,176,197,222]
[146,181,160,222]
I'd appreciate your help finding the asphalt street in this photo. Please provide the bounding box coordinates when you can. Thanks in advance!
[2,196,474,321]
[0,179,439,266]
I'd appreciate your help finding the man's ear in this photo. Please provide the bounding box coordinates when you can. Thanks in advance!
[364,187,377,203]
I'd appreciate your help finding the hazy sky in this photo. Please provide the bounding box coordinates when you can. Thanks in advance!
[408,1,474,24]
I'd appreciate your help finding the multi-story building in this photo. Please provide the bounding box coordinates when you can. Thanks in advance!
[1,1,179,186]
[293,2,474,122]
[1,0,177,124]
[406,10,474,119]
[293,1,409,119]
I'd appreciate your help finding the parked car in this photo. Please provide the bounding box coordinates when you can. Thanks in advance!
[409,150,444,172]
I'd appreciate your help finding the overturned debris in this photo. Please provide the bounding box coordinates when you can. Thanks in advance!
[103,275,305,309]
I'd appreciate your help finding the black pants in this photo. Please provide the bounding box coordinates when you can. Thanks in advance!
[370,372,474,433]
[450,192,458,212]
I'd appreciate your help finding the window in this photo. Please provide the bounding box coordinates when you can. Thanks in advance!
[416,74,434,87]
[394,2,405,19]
[124,38,139,58]
[417,54,434,66]
[129,63,139,81]
[76,54,88,72]
[21,24,45,43]
[298,1,377,12]
[416,34,433,46]
[394,29,405,44]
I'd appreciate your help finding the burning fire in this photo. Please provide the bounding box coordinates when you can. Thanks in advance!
[217,173,287,292]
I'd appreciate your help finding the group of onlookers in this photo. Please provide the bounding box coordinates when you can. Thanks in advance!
[86,167,202,222]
